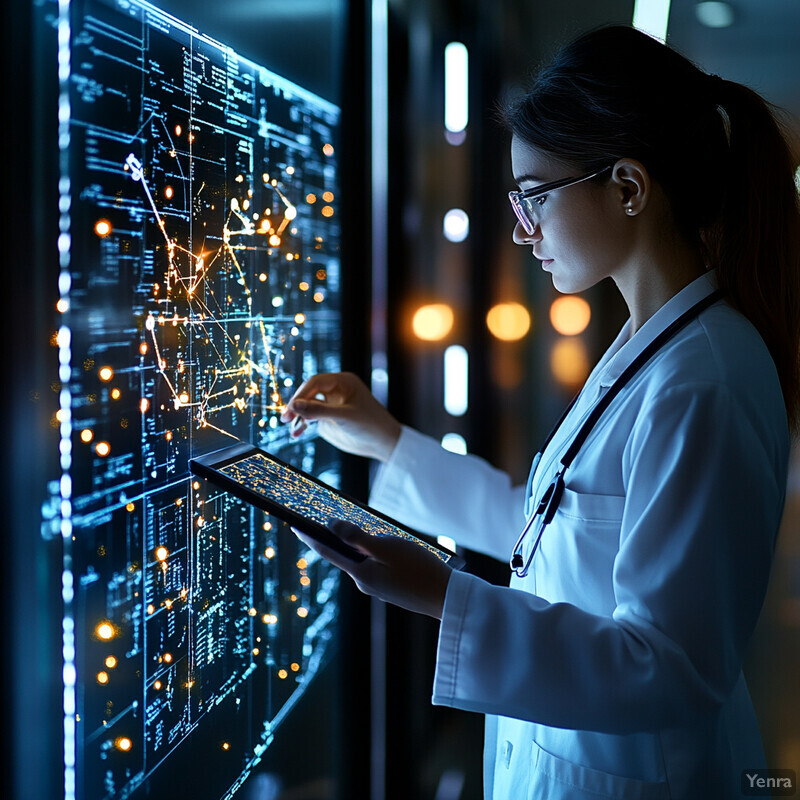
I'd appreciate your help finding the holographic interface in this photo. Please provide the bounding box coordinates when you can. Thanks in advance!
[44,0,344,796]
[220,453,460,565]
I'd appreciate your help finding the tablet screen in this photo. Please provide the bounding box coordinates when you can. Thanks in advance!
[218,451,461,566]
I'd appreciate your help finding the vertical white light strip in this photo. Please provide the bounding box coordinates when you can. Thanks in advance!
[371,0,389,406]
[444,42,468,133]
[371,8,389,800]
[633,0,672,42]
[444,345,469,416]
[57,1,76,799]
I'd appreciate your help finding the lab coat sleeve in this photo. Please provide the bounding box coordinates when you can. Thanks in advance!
[432,382,788,733]
[369,426,526,561]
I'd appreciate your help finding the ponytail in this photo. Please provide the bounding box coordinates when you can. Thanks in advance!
[501,26,800,434]
[702,79,800,434]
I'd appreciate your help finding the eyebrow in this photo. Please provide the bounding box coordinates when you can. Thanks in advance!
[513,172,546,186]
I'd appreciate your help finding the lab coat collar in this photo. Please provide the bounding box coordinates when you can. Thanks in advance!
[598,270,720,389]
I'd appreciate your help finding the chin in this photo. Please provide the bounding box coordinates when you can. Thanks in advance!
[549,267,599,296]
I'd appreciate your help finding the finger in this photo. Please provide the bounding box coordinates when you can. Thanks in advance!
[293,527,362,573]
[328,519,410,564]
[328,519,373,552]
[289,416,309,437]
[287,398,358,422]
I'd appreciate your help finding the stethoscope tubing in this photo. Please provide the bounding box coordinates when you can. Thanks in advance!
[510,288,723,578]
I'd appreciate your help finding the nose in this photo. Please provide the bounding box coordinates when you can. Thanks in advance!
[512,220,540,245]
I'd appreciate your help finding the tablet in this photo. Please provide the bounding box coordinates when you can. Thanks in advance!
[189,441,465,569]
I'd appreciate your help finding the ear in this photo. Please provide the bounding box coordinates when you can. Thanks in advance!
[610,159,650,217]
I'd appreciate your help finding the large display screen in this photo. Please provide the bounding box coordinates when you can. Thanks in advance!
[39,0,346,795]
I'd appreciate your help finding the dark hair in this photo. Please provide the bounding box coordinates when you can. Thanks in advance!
[501,25,800,434]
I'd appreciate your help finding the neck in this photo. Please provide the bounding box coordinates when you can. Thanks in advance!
[614,236,707,337]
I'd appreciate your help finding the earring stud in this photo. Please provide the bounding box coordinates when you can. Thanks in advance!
[626,207,635,215]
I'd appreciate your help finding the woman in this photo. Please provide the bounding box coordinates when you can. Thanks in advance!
[281,26,800,799]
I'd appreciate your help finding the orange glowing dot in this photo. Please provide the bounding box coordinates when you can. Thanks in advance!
[294,313,305,324]
[313,292,324,303]
[139,342,148,355]
[97,671,109,684]
[115,737,132,752]
[164,186,174,199]
[248,607,257,617]
[265,547,275,559]
[175,497,183,506]
[126,502,135,512]
[296,558,308,569]
[412,304,454,341]
[306,193,317,204]
[300,576,311,587]
[290,662,300,672]
[193,481,200,490]
[110,388,121,400]
[299,281,309,291]
[165,431,173,441]
[323,143,334,156]
[147,604,155,615]
[56,298,69,313]
[259,273,267,282]
[252,647,260,656]
[164,599,173,609]
[154,680,162,690]
[95,441,111,457]
[321,205,334,218]
[269,234,281,247]
[105,656,117,668]
[322,191,334,202]
[98,366,114,381]
[175,124,182,136]
[278,669,288,679]
[95,219,112,237]
[285,253,294,261]
[222,742,231,750]
[139,398,149,413]
[550,338,590,388]
[285,166,295,175]
[486,302,531,342]
[80,429,94,443]
[163,652,173,663]
[187,133,194,143]
[96,622,115,640]
[155,546,168,562]
[297,607,308,618]
[549,296,591,336]
[197,516,205,527]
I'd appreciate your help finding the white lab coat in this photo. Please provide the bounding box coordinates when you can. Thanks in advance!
[369,271,790,799]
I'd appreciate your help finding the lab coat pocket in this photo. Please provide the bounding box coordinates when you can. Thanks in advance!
[533,487,624,610]
[530,740,670,800]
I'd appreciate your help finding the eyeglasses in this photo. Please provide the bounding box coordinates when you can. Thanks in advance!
[508,165,613,235]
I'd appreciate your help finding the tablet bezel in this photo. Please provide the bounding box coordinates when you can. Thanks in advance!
[189,442,465,570]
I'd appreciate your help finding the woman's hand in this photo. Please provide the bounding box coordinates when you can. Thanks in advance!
[294,520,452,619]
[281,372,402,463]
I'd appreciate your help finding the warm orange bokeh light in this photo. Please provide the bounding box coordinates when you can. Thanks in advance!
[549,296,591,336]
[412,304,454,342]
[486,302,531,342]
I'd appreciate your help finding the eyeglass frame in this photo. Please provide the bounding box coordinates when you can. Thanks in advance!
[508,165,614,235]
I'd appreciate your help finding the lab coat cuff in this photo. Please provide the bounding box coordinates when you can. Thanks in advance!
[431,569,479,707]
[369,425,437,513]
